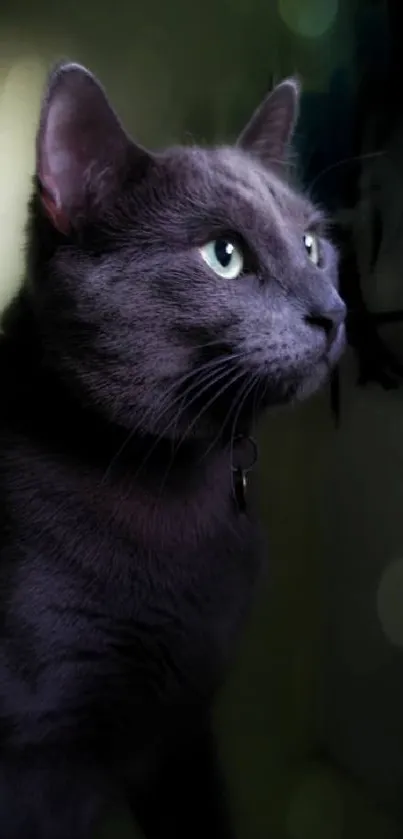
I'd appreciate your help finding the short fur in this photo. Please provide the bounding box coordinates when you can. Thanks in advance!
[0,64,345,837]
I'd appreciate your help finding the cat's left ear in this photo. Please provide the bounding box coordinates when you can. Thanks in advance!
[36,62,152,233]
[237,78,300,169]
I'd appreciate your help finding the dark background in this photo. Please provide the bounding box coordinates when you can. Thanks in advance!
[1,1,403,837]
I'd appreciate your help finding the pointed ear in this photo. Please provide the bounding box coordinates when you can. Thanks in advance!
[237,78,300,170]
[36,62,151,233]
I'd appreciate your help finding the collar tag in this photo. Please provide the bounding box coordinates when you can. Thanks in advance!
[231,435,258,513]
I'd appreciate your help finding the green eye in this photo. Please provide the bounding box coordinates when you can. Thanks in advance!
[199,238,244,279]
[303,232,320,266]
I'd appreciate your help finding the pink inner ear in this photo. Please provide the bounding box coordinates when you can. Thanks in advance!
[39,176,70,235]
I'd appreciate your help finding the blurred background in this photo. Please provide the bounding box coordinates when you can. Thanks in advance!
[2,0,403,837]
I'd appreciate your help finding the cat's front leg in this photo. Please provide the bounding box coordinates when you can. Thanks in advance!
[0,752,105,839]
[127,714,235,839]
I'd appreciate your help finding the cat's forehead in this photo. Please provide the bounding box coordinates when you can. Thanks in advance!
[161,146,315,226]
[212,148,288,202]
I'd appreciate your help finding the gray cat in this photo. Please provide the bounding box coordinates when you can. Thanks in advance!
[0,63,345,838]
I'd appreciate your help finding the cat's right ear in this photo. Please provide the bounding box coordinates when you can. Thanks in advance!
[237,78,300,170]
[36,62,151,233]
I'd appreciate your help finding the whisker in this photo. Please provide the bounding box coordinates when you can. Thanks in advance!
[183,338,236,352]
[232,375,257,438]
[141,350,247,448]
[173,367,246,457]
[101,351,253,534]
[310,150,384,193]
[156,366,247,496]
[198,370,252,464]
[101,353,243,482]
[129,359,243,484]
[166,357,243,443]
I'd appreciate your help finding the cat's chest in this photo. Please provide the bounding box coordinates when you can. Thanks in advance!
[1,440,262,746]
[8,519,259,750]
[60,507,258,679]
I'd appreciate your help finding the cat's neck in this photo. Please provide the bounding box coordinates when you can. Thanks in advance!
[0,317,231,495]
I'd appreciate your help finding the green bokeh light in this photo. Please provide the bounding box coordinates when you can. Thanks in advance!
[279,0,338,38]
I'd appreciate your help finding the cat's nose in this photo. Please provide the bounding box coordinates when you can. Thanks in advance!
[306,301,346,345]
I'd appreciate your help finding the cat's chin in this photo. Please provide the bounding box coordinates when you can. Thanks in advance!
[293,324,346,403]
[327,323,346,368]
[293,365,331,403]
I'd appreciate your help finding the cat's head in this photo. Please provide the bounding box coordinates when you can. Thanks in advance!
[26,63,345,440]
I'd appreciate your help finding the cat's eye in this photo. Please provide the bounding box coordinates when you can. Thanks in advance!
[303,232,320,266]
[199,238,244,280]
